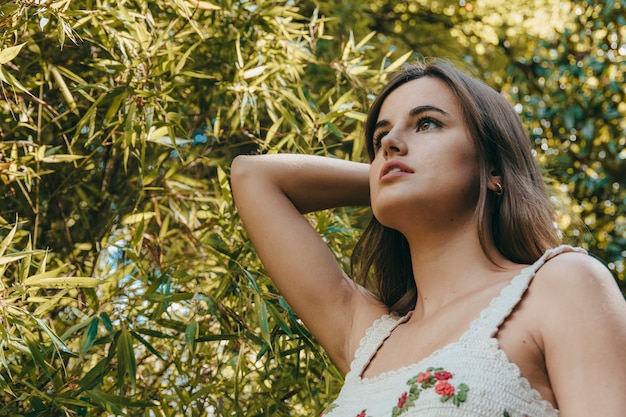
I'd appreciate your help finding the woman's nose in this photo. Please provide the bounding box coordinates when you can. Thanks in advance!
[381,133,407,157]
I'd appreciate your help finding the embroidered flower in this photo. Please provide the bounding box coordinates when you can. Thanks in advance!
[435,381,455,397]
[397,392,408,408]
[434,370,453,381]
[415,370,436,388]
[416,371,431,383]
[393,367,469,416]
[325,367,469,417]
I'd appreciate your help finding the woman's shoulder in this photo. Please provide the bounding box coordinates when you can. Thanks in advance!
[535,247,618,295]
[528,246,626,333]
[527,247,626,415]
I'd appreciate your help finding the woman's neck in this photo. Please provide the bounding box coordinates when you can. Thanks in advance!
[402,218,520,319]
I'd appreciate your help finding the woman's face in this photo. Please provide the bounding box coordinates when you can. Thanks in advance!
[368,76,481,232]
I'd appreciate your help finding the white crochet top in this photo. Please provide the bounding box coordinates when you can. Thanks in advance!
[323,246,584,417]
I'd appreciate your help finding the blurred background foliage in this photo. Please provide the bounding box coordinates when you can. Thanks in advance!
[0,0,623,415]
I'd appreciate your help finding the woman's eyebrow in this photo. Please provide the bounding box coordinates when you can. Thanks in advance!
[373,119,390,131]
[409,105,449,117]
[375,105,450,131]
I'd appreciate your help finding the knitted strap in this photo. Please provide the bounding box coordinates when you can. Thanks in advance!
[466,245,586,340]
[346,314,410,380]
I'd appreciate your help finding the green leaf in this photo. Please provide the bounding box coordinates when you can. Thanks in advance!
[100,312,115,335]
[0,252,34,266]
[117,329,137,388]
[130,330,166,360]
[185,0,221,10]
[266,300,293,336]
[256,294,271,346]
[34,317,75,355]
[0,65,30,93]
[87,388,158,408]
[25,335,54,380]
[384,50,413,73]
[40,154,84,163]
[85,389,125,415]
[180,70,218,79]
[79,357,110,391]
[52,395,92,408]
[24,276,101,288]
[196,333,238,342]
[144,292,194,302]
[123,212,155,225]
[50,65,78,114]
[0,221,18,258]
[0,43,26,64]
[103,88,127,126]
[185,321,197,355]
[80,316,99,355]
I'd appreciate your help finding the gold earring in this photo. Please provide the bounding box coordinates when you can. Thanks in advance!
[495,183,503,196]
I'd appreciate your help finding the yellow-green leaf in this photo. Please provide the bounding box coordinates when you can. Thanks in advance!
[50,65,78,114]
[0,43,26,64]
[186,0,220,10]
[384,50,413,74]
[0,66,29,93]
[40,154,84,163]
[0,253,29,266]
[256,294,271,346]
[25,276,101,288]
[122,212,155,225]
[0,219,18,258]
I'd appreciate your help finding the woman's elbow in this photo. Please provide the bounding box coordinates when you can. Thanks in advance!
[230,154,260,191]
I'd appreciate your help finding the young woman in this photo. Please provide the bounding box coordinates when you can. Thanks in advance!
[230,61,626,416]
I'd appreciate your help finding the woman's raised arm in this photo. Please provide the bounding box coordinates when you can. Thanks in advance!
[230,154,383,371]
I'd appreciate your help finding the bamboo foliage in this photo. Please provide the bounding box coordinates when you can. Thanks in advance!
[0,0,401,414]
[0,0,623,416]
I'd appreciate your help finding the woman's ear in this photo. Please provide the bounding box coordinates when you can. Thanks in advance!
[487,169,503,195]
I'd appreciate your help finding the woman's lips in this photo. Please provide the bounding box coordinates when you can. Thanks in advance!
[380,161,413,180]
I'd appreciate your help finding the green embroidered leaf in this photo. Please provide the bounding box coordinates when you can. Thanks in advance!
[458,384,469,400]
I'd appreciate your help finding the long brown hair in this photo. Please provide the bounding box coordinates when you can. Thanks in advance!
[351,60,560,315]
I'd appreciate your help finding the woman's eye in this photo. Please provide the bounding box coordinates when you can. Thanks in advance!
[416,118,440,132]
[373,131,388,149]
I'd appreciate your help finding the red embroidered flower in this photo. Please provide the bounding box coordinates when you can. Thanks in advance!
[434,370,453,381]
[416,371,431,383]
[356,410,367,417]
[435,381,455,397]
[397,392,408,408]
[395,368,468,415]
